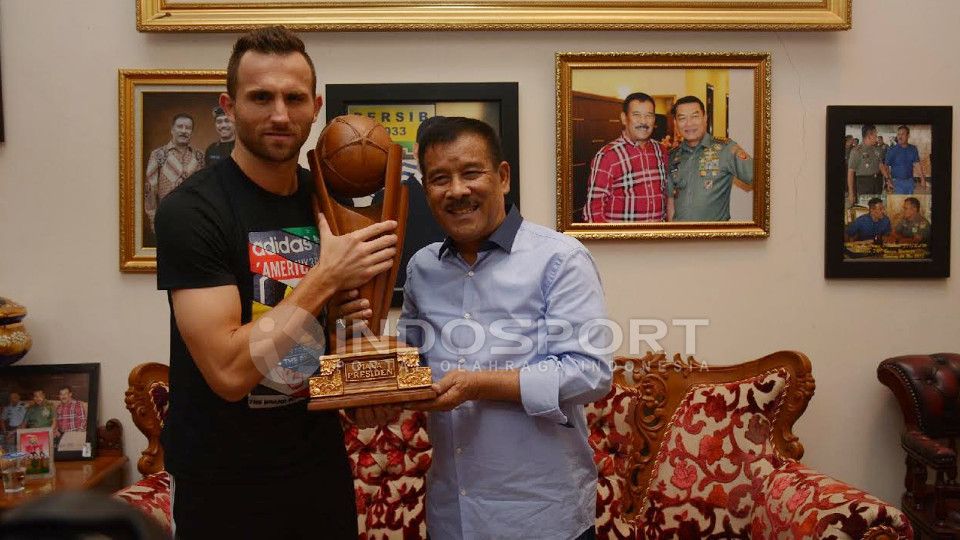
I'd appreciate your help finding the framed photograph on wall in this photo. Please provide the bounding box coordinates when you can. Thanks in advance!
[556,52,770,240]
[137,0,851,31]
[119,70,228,272]
[0,363,100,460]
[825,106,952,278]
[325,82,520,306]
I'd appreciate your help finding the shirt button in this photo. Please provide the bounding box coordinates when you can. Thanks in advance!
[467,271,475,277]
[463,313,471,320]
[460,489,467,496]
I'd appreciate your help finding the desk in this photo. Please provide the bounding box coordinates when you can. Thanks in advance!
[0,455,128,511]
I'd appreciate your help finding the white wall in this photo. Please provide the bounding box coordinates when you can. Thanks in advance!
[1,0,957,505]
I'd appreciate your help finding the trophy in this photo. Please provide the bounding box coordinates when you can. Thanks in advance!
[306,115,435,411]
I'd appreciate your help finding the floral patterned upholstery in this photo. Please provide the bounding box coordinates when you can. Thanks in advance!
[344,410,431,539]
[584,353,913,540]
[114,471,173,535]
[120,353,911,539]
[118,362,432,539]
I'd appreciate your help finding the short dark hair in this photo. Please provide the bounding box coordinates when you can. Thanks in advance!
[415,115,446,147]
[171,113,194,128]
[867,197,884,209]
[622,92,655,114]
[417,117,505,175]
[898,125,910,134]
[671,95,705,116]
[904,196,921,211]
[861,124,877,139]
[226,26,316,98]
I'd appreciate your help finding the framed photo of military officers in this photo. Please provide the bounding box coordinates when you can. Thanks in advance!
[136,0,851,32]
[556,52,770,240]
[825,106,952,278]
[118,70,229,272]
[324,82,520,306]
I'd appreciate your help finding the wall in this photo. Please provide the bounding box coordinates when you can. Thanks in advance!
[0,0,957,506]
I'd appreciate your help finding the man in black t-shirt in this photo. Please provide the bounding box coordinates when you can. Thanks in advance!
[155,27,398,539]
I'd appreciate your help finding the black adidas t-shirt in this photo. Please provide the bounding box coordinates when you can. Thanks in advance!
[155,157,349,485]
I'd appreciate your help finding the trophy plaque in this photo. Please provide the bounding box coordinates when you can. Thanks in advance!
[306,115,435,411]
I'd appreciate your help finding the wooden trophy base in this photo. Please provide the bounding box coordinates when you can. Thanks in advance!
[307,336,436,412]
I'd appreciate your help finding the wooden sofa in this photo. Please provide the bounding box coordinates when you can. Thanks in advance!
[115,351,912,539]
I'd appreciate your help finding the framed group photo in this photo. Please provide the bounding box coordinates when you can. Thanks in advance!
[324,82,520,306]
[556,52,770,240]
[119,70,229,272]
[825,106,952,278]
[0,363,100,460]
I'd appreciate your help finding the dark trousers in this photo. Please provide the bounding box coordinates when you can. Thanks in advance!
[171,470,357,540]
[575,526,597,540]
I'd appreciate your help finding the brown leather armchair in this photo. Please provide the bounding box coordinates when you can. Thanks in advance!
[878,353,960,539]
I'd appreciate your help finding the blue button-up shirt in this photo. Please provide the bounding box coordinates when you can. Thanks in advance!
[1,402,27,428]
[884,143,920,180]
[846,213,892,241]
[399,206,612,540]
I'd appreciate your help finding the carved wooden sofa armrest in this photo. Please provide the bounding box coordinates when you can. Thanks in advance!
[754,462,912,539]
[115,362,172,535]
[588,351,913,540]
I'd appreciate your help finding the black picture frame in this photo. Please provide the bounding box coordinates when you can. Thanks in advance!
[0,363,100,460]
[325,82,520,306]
[825,106,952,278]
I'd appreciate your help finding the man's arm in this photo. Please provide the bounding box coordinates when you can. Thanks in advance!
[584,150,611,223]
[144,151,161,230]
[917,149,927,187]
[727,142,754,185]
[846,168,857,205]
[171,215,398,402]
[413,248,612,422]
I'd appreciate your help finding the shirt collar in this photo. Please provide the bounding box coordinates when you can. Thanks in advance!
[618,133,653,149]
[438,204,522,260]
[681,132,714,153]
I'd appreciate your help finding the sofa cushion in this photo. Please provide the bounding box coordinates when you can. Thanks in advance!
[641,368,789,537]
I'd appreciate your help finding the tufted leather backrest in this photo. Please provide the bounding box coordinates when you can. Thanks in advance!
[878,353,960,438]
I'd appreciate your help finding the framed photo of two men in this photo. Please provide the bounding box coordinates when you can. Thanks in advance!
[825,106,952,278]
[119,70,230,272]
[556,52,771,240]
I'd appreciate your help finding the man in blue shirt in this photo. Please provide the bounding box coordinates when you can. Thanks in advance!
[399,117,612,540]
[883,125,927,195]
[846,197,892,241]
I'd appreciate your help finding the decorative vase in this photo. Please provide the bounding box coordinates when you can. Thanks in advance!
[0,297,32,366]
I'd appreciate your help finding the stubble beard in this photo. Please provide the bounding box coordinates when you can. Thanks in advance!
[238,129,306,164]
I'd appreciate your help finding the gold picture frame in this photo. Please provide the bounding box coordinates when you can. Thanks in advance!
[137,0,850,32]
[556,52,771,240]
[119,70,227,272]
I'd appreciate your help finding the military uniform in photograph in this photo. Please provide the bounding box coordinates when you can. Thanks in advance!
[847,142,884,200]
[667,133,753,221]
